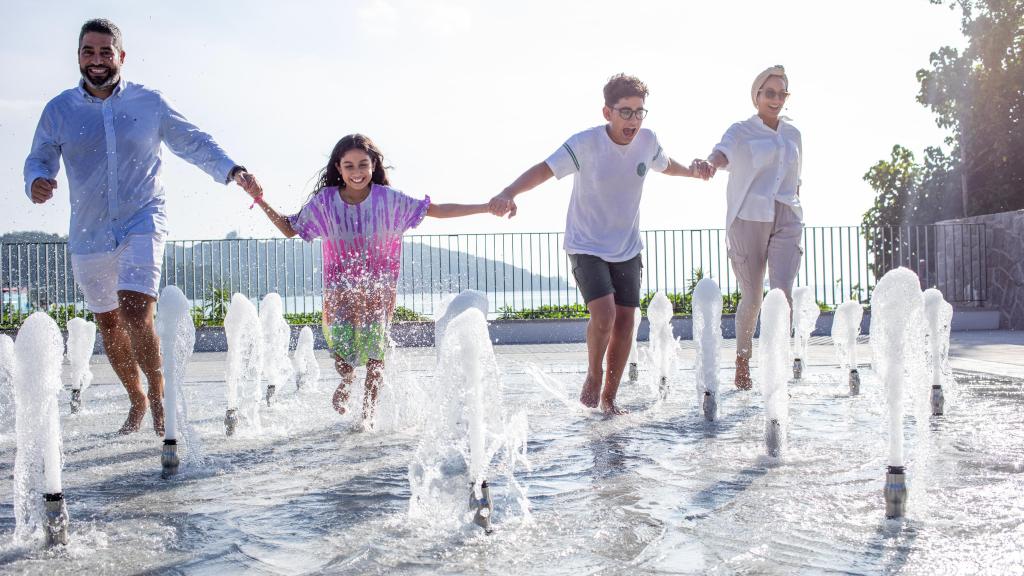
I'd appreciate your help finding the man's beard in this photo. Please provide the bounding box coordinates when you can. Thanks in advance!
[80,66,119,90]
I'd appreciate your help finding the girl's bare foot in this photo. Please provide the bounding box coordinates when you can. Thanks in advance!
[579,373,602,408]
[117,398,149,435]
[150,395,165,436]
[735,356,753,390]
[332,384,350,415]
[599,399,629,415]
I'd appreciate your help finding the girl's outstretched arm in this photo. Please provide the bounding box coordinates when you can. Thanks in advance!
[426,202,491,219]
[238,174,298,237]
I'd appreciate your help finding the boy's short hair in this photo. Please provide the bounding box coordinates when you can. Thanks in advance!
[79,18,124,51]
[603,74,648,107]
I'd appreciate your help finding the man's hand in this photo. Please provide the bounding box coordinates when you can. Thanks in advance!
[488,189,518,218]
[31,178,58,204]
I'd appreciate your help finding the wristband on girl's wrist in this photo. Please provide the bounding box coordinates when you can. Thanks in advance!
[249,194,264,210]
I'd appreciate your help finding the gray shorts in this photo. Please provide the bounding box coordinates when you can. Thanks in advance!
[568,253,643,307]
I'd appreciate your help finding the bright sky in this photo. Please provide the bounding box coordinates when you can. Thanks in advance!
[0,0,965,241]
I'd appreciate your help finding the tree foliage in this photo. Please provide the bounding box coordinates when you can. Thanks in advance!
[863,0,1024,230]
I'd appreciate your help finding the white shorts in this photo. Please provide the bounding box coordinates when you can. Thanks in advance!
[71,234,166,313]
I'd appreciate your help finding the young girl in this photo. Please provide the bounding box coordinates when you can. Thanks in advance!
[241,134,491,422]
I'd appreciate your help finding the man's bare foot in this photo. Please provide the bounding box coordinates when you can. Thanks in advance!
[599,399,629,415]
[579,373,602,408]
[735,356,752,390]
[117,398,149,435]
[332,384,350,415]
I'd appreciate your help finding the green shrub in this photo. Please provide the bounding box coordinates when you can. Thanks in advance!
[498,304,590,319]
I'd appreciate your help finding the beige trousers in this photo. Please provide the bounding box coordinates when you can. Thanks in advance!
[728,202,803,359]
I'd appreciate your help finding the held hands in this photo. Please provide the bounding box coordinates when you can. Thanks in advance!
[488,189,517,219]
[234,171,264,204]
[689,159,716,180]
[30,178,58,204]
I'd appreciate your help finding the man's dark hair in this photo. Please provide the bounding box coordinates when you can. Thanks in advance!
[79,19,124,51]
[603,74,648,107]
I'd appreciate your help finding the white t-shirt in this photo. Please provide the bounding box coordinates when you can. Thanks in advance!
[713,115,802,232]
[545,125,670,262]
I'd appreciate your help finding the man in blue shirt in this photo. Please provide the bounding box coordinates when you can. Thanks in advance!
[24,18,255,435]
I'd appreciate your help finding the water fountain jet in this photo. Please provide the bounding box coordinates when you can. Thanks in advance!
[224,294,263,435]
[923,288,952,416]
[871,267,925,518]
[628,307,641,384]
[260,293,292,407]
[760,289,791,457]
[292,326,320,391]
[647,292,675,400]
[692,278,722,421]
[831,301,864,395]
[65,317,96,414]
[791,287,819,381]
[157,286,195,478]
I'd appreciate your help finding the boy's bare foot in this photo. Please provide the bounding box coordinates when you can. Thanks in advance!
[599,399,629,415]
[332,384,350,415]
[735,356,752,390]
[117,398,149,435]
[579,373,602,408]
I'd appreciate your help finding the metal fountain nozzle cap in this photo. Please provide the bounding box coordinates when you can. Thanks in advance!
[225,408,238,436]
[702,391,717,421]
[765,418,782,457]
[43,492,69,547]
[70,389,82,413]
[161,438,180,478]
[849,369,861,396]
[792,357,803,380]
[266,385,276,407]
[628,361,638,383]
[470,480,494,534]
[930,384,945,416]
[884,465,908,519]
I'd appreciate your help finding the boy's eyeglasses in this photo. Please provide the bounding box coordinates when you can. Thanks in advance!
[759,89,790,101]
[611,107,648,120]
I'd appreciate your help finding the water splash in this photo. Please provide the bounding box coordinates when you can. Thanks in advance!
[759,289,790,457]
[831,301,864,394]
[12,312,65,544]
[628,307,641,383]
[292,326,320,391]
[692,278,722,420]
[647,292,676,399]
[409,306,529,531]
[224,293,264,434]
[433,289,489,363]
[260,293,293,406]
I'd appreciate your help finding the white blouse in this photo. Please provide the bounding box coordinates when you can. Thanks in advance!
[713,115,802,233]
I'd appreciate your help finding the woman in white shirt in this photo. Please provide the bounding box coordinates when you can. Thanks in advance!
[707,65,803,390]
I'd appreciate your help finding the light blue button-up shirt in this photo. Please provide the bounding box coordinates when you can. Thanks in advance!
[24,78,239,255]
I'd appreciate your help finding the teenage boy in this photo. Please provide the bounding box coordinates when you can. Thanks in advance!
[24,19,256,434]
[488,73,713,414]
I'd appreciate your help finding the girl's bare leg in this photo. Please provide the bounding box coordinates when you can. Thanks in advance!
[362,359,384,423]
[333,355,354,415]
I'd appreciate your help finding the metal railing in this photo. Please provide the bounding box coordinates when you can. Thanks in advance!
[1,223,988,326]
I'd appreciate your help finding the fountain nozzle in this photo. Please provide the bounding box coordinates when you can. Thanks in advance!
[470,480,494,534]
[628,362,638,384]
[224,408,238,436]
[161,439,179,478]
[266,385,276,407]
[765,418,782,457]
[849,369,861,396]
[792,357,803,380]
[884,465,907,518]
[930,384,944,416]
[70,389,82,414]
[659,376,668,400]
[702,391,717,421]
[43,493,69,546]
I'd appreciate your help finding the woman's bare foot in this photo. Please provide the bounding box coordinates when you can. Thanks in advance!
[579,373,602,408]
[735,356,752,390]
[117,397,149,435]
[332,384,350,415]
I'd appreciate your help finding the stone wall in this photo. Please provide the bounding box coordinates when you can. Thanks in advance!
[939,210,1024,329]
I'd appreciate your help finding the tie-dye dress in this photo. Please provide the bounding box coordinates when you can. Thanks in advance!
[287,184,430,366]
